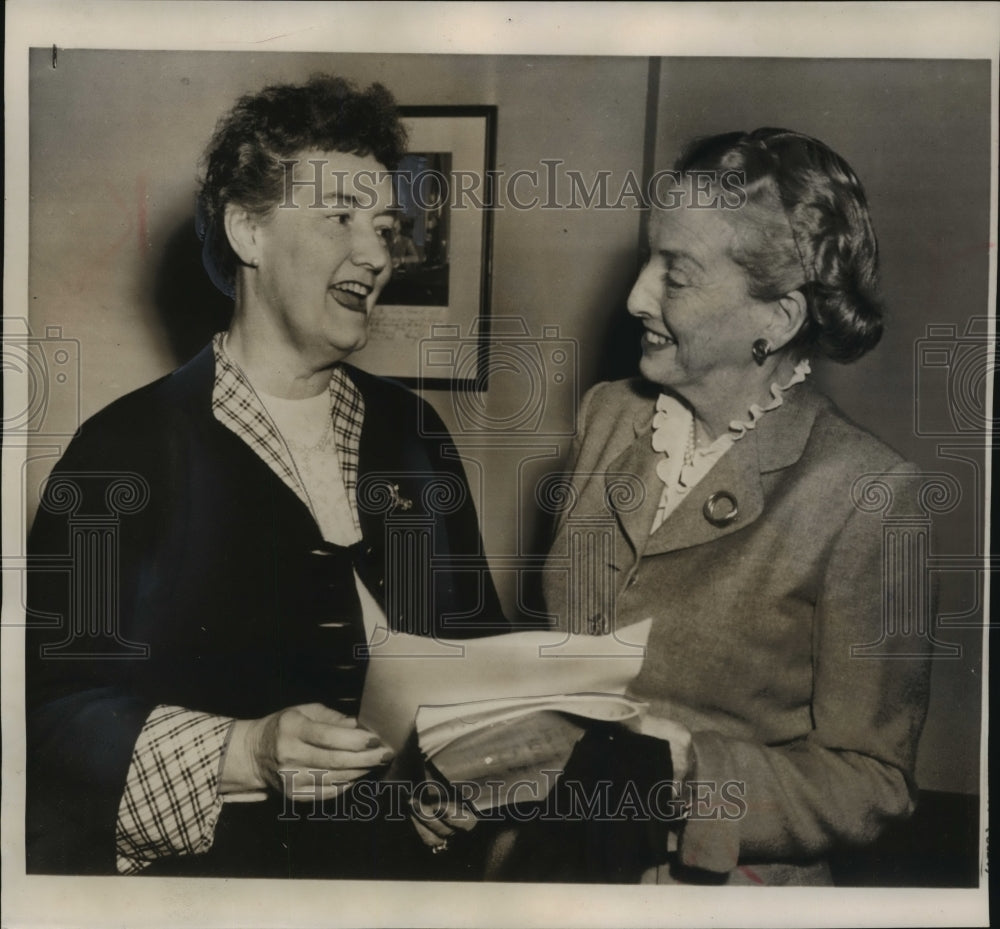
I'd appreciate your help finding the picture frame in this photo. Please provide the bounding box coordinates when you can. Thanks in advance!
[349,104,497,390]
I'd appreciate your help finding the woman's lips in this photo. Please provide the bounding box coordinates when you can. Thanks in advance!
[330,280,372,312]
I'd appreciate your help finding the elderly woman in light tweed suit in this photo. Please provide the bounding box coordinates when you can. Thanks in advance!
[533,129,932,886]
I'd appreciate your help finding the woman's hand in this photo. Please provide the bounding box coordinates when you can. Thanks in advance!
[221,703,393,799]
[408,779,478,852]
[639,715,693,782]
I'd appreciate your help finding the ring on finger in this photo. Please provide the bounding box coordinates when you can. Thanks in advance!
[430,839,449,855]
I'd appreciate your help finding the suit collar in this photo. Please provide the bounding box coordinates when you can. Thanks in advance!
[612,378,826,555]
[754,379,828,472]
[166,338,372,536]
[630,377,826,470]
[609,421,765,556]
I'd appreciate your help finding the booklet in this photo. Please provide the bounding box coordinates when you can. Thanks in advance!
[358,619,653,806]
[416,692,648,811]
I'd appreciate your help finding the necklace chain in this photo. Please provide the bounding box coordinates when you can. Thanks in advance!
[221,333,327,520]
[285,415,334,453]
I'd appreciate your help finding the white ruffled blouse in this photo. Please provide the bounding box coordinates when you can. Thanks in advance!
[649,360,811,534]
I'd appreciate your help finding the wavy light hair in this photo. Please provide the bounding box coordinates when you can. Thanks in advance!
[677,128,883,362]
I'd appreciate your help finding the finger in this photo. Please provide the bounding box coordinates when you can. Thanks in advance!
[278,765,370,791]
[439,802,478,832]
[298,718,388,753]
[276,767,371,796]
[295,704,354,726]
[409,789,457,832]
[411,815,452,847]
[287,744,393,773]
[312,782,353,801]
[415,813,453,839]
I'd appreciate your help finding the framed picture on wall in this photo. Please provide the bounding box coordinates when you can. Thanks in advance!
[350,104,497,389]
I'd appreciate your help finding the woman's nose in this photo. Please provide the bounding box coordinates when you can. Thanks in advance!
[351,222,389,271]
[627,263,660,318]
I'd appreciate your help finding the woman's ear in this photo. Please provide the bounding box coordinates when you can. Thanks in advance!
[224,204,260,268]
[769,290,808,351]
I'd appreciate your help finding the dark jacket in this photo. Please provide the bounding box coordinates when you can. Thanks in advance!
[26,343,505,877]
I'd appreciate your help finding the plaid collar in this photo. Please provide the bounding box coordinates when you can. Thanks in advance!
[210,332,364,531]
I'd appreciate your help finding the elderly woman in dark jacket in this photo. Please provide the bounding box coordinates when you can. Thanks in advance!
[530,129,931,885]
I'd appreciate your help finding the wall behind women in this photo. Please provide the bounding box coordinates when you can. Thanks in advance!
[26,47,648,609]
[25,51,988,794]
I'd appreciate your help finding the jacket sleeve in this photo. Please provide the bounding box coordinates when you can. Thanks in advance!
[678,462,933,871]
[24,411,185,873]
[115,706,235,874]
[25,438,154,872]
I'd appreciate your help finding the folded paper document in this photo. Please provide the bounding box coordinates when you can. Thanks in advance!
[359,619,651,752]
[416,693,648,810]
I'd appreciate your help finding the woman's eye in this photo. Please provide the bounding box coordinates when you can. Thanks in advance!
[376,225,395,243]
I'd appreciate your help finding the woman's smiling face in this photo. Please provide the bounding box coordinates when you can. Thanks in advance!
[627,203,778,408]
[245,149,396,368]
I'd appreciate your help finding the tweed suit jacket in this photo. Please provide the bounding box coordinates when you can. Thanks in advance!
[543,377,932,884]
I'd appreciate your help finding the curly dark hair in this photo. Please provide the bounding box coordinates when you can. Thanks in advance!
[197,74,408,297]
[677,129,882,363]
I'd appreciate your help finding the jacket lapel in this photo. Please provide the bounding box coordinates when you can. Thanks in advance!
[644,430,764,555]
[608,381,828,558]
[603,414,665,558]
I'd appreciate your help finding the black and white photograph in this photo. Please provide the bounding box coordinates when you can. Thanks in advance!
[2,3,995,927]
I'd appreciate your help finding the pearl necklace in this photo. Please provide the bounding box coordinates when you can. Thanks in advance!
[683,415,697,471]
[649,359,812,536]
